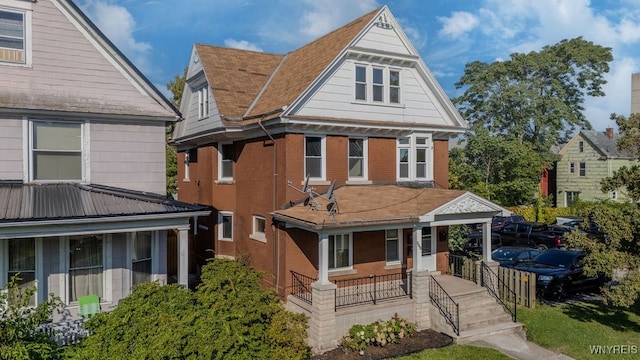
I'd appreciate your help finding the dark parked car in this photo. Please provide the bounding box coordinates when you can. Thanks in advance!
[514,249,605,300]
[491,247,542,268]
[495,222,564,250]
[563,219,608,240]
[492,215,525,230]
[462,230,501,255]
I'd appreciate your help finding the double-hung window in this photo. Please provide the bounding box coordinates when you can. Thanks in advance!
[579,162,586,177]
[348,137,367,179]
[32,121,83,181]
[69,235,103,302]
[218,211,233,241]
[421,227,432,256]
[7,238,36,306]
[0,9,25,64]
[218,144,233,180]
[198,86,209,119]
[569,162,575,174]
[329,234,351,269]
[397,134,432,181]
[132,232,152,287]
[304,136,325,179]
[385,229,401,263]
[353,64,401,105]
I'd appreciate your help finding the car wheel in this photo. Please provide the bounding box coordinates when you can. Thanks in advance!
[536,244,548,250]
[552,282,568,301]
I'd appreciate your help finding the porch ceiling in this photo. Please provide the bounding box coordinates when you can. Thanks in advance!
[272,184,509,231]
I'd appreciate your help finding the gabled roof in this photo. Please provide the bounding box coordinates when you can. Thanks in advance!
[272,185,509,231]
[580,130,634,159]
[195,45,284,119]
[0,182,209,223]
[194,7,380,123]
[0,0,178,120]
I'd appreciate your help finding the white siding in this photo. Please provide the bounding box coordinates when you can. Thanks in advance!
[296,60,454,127]
[90,121,166,194]
[0,118,24,180]
[0,0,172,117]
[354,25,411,55]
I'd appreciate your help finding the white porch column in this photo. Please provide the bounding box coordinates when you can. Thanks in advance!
[412,227,423,272]
[178,227,189,286]
[318,232,330,284]
[482,221,493,262]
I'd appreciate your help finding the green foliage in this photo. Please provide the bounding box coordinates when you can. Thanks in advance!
[0,275,63,360]
[69,259,310,359]
[600,113,640,202]
[448,224,471,253]
[507,205,576,223]
[164,67,186,196]
[563,201,640,307]
[341,314,416,352]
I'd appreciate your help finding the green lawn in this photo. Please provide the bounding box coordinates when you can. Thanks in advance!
[398,345,511,359]
[518,300,640,360]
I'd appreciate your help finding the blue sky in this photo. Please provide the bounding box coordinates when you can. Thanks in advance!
[75,0,640,131]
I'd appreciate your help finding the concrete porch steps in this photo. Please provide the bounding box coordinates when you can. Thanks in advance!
[430,275,524,342]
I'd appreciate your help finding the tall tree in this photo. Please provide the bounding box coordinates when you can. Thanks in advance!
[450,38,612,205]
[454,37,612,150]
[165,67,187,196]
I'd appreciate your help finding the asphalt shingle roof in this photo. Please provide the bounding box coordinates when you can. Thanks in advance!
[580,130,635,159]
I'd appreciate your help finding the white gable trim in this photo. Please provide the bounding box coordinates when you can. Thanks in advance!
[419,192,511,223]
[50,0,178,120]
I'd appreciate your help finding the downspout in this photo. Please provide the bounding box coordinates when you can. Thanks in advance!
[258,117,279,290]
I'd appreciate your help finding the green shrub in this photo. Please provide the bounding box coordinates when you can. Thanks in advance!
[341,314,416,352]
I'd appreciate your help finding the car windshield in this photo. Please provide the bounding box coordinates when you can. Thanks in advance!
[492,217,505,224]
[532,251,575,268]
[492,248,520,261]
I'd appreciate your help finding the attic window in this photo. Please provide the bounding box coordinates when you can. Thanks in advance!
[0,9,25,64]
[197,86,209,119]
[579,141,584,153]
[354,64,402,105]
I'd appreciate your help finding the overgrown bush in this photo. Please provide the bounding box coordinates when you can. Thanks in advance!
[0,274,63,360]
[341,314,416,352]
[68,259,310,359]
[507,205,576,223]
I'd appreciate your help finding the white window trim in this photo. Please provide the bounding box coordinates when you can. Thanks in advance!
[385,229,402,265]
[27,119,90,183]
[127,231,156,291]
[0,237,42,306]
[328,232,353,271]
[348,137,368,181]
[197,86,209,119]
[217,143,233,182]
[397,134,433,181]
[304,135,326,181]
[63,234,111,305]
[353,63,403,106]
[250,215,266,243]
[0,3,33,67]
[218,211,233,241]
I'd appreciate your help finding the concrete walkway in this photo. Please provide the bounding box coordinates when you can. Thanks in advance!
[469,333,574,360]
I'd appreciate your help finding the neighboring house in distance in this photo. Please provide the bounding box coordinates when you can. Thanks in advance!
[556,128,637,207]
[173,6,514,351]
[0,0,209,320]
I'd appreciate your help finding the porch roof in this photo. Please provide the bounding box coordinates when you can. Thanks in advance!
[0,181,210,224]
[272,185,509,231]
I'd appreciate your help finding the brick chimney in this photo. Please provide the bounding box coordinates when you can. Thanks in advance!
[606,127,614,138]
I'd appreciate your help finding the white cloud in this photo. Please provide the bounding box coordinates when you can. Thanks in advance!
[224,39,263,52]
[437,11,479,39]
[299,0,380,38]
[78,1,153,73]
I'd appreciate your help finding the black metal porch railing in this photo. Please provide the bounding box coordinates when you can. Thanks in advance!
[428,274,459,336]
[481,261,517,322]
[448,253,478,282]
[334,271,412,310]
[37,319,89,346]
[290,271,315,305]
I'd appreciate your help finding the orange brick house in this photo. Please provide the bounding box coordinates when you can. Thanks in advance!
[172,6,512,351]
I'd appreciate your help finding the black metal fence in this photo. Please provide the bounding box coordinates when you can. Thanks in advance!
[481,262,517,322]
[428,274,459,335]
[290,271,315,305]
[334,271,412,310]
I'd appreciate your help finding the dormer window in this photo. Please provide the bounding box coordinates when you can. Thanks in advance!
[197,86,209,119]
[0,9,26,64]
[354,64,402,105]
